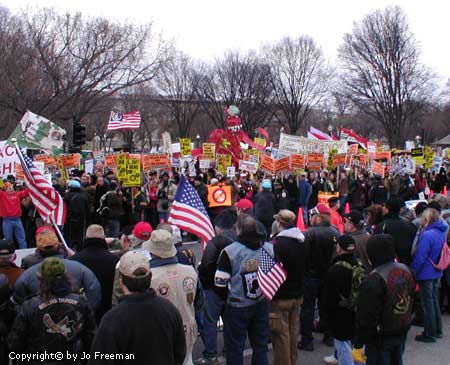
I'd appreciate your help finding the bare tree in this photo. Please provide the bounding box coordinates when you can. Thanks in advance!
[153,52,204,138]
[338,6,434,148]
[0,8,172,135]
[264,35,331,135]
[197,50,274,137]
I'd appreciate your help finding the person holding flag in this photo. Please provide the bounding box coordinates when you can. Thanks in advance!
[0,182,29,249]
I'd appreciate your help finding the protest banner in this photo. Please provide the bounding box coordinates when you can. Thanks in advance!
[85,159,94,174]
[34,154,57,168]
[227,166,236,177]
[307,152,325,170]
[239,160,258,174]
[202,143,216,160]
[411,147,424,165]
[279,133,303,155]
[208,185,232,208]
[124,158,141,187]
[274,156,290,172]
[371,160,385,178]
[217,154,232,174]
[367,142,377,159]
[60,154,81,169]
[116,153,127,182]
[348,144,359,155]
[104,154,117,167]
[254,137,266,148]
[375,151,391,161]
[199,160,211,169]
[260,154,275,174]
[290,154,305,169]
[358,154,368,166]
[56,157,68,181]
[14,163,24,180]
[0,141,19,177]
[318,192,339,205]
[332,153,346,167]
[142,154,171,171]
[424,146,434,169]
[180,138,192,157]
[161,132,173,156]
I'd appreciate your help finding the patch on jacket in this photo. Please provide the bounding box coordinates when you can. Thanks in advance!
[183,277,195,293]
[157,284,170,296]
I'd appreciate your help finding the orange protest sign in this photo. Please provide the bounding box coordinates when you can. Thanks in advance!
[208,185,232,208]
[371,160,385,178]
[348,144,359,155]
[260,154,275,174]
[375,151,391,161]
[14,163,24,180]
[104,154,117,167]
[290,154,305,169]
[34,154,57,168]
[307,153,324,170]
[142,154,171,171]
[60,154,81,168]
[275,156,290,172]
[332,153,346,166]
[318,192,339,205]
[358,154,368,166]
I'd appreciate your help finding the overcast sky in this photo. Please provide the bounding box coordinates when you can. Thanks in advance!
[3,0,450,84]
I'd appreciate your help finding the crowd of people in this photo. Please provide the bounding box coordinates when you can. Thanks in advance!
[0,162,449,365]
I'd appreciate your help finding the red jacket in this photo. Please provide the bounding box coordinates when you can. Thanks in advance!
[0,189,29,218]
[330,209,344,234]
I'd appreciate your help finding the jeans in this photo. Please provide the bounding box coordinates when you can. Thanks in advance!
[334,339,353,365]
[300,277,326,345]
[223,300,269,365]
[201,290,226,359]
[365,334,406,365]
[418,278,443,338]
[106,218,120,238]
[269,297,302,365]
[2,217,27,249]
[300,205,308,226]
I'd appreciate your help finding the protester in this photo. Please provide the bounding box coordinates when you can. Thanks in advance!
[90,251,186,364]
[215,214,270,365]
[270,210,307,365]
[157,171,177,222]
[298,172,312,225]
[328,196,344,233]
[273,179,289,214]
[70,224,120,323]
[8,257,96,360]
[344,210,372,273]
[353,234,415,365]
[0,239,24,287]
[143,229,197,365]
[254,179,275,235]
[0,182,29,249]
[411,208,446,342]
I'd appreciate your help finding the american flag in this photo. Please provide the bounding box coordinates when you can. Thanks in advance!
[257,246,287,301]
[107,110,141,131]
[168,177,214,248]
[15,147,66,225]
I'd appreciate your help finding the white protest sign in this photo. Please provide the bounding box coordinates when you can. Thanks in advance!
[227,166,235,177]
[239,160,258,174]
[279,133,303,155]
[279,133,347,156]
[0,141,19,177]
[171,143,181,153]
[34,161,45,174]
[85,159,94,174]
[199,160,210,169]
[162,132,173,156]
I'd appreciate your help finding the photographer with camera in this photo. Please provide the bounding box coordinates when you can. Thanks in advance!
[157,172,177,223]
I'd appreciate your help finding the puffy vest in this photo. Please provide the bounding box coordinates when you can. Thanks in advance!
[224,241,272,308]
[373,262,415,334]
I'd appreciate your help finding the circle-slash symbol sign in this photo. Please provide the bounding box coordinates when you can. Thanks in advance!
[213,188,227,204]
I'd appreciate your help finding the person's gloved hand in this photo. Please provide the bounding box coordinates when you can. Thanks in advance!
[352,347,367,362]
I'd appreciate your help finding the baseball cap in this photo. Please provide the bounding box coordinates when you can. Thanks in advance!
[337,235,356,252]
[132,222,153,241]
[274,209,297,227]
[345,211,364,227]
[38,257,66,279]
[235,198,254,211]
[261,179,272,189]
[0,239,15,255]
[119,251,151,278]
[69,180,81,188]
[316,203,331,215]
[36,226,60,251]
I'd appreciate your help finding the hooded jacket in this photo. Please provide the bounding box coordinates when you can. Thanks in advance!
[70,238,120,323]
[411,220,447,280]
[273,227,307,300]
[254,190,275,227]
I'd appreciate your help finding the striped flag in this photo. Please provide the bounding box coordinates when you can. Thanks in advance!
[309,126,333,141]
[340,128,367,149]
[257,246,287,301]
[168,177,215,249]
[15,147,66,225]
[107,110,141,131]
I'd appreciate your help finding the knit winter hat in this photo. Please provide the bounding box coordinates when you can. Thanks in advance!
[38,257,65,279]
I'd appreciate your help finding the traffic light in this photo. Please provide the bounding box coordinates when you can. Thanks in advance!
[73,123,86,146]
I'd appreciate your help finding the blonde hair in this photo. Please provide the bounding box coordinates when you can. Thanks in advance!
[421,208,440,227]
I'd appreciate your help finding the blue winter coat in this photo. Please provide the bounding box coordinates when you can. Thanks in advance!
[411,220,446,281]
[298,180,312,207]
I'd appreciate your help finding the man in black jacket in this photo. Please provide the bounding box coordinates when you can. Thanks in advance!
[90,251,186,365]
[374,197,417,266]
[196,210,237,365]
[270,210,307,365]
[353,234,415,365]
[298,208,340,351]
[70,225,119,324]
[324,235,359,365]
[254,179,275,235]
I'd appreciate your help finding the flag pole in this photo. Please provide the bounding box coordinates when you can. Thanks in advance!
[12,139,74,256]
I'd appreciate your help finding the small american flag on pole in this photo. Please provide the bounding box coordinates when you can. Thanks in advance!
[107,110,141,131]
[15,147,66,225]
[168,177,215,248]
[258,246,287,301]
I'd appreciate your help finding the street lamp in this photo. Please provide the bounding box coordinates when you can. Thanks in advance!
[196,134,200,149]
[415,135,422,147]
[328,124,333,137]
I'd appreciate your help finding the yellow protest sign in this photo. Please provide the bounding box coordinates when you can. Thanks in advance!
[254,137,266,148]
[116,153,127,182]
[124,158,141,187]
[56,157,67,182]
[424,146,434,169]
[202,143,216,160]
[217,154,232,174]
[180,138,192,157]
[0,179,4,188]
